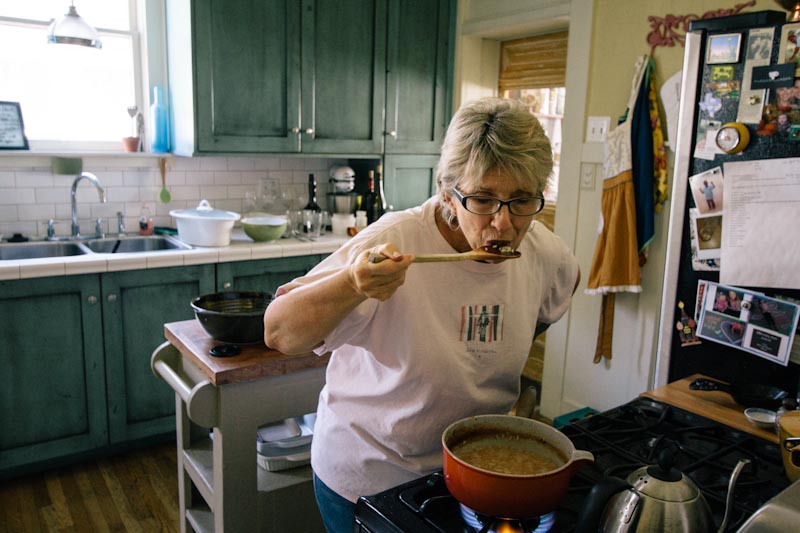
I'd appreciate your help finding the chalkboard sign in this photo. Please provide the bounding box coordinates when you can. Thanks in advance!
[0,101,29,150]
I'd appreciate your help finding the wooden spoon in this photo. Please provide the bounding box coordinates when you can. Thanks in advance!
[159,157,171,203]
[368,240,521,264]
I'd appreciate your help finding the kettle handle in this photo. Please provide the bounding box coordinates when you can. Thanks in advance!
[575,476,632,533]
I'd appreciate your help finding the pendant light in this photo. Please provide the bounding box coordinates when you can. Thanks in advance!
[47,2,102,49]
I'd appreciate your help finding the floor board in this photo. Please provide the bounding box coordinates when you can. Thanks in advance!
[0,443,178,533]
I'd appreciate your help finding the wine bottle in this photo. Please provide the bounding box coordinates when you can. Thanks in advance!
[375,164,388,215]
[365,170,378,224]
[304,173,321,212]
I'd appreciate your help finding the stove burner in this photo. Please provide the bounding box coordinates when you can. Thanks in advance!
[460,504,555,533]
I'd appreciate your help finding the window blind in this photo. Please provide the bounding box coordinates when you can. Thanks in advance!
[498,31,568,92]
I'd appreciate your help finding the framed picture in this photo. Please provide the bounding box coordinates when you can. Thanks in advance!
[707,33,742,64]
[0,101,29,150]
[780,22,800,76]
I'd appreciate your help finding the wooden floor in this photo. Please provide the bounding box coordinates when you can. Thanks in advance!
[0,443,179,533]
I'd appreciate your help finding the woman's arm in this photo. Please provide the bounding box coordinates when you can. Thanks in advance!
[263,244,414,354]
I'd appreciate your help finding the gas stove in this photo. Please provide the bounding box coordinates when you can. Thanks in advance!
[354,398,791,532]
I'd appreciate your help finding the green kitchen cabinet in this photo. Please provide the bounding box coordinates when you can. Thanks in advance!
[170,0,385,155]
[384,0,452,154]
[216,255,325,294]
[0,275,107,478]
[383,154,440,211]
[102,265,215,444]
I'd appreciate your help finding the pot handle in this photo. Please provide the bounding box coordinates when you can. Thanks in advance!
[575,476,631,533]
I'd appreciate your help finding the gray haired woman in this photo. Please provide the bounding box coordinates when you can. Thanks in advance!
[264,96,579,533]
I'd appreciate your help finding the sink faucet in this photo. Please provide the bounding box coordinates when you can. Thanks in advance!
[71,172,106,237]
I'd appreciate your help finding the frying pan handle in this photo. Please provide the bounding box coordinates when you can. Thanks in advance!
[689,378,730,393]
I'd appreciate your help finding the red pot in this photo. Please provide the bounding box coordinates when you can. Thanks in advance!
[442,414,594,519]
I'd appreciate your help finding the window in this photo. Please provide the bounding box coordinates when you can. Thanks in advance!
[498,31,568,204]
[0,1,142,150]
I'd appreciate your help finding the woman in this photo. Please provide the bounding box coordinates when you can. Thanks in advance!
[263,97,580,532]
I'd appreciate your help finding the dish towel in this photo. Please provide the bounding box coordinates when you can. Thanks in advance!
[586,55,648,364]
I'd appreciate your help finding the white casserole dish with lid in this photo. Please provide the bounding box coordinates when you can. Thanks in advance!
[169,199,240,247]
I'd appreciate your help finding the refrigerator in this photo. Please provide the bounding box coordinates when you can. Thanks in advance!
[655,9,800,394]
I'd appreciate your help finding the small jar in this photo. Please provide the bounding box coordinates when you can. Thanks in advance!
[138,204,154,236]
[355,210,368,231]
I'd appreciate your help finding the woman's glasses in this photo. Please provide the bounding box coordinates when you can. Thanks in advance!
[452,189,545,216]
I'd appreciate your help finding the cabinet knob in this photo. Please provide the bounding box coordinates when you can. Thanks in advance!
[304,128,314,136]
[388,130,397,138]
[108,294,118,303]
[87,295,97,305]
[223,282,232,289]
[290,127,300,134]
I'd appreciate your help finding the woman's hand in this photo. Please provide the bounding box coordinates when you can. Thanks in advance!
[348,243,414,301]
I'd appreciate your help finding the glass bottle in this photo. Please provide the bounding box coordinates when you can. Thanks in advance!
[375,164,388,215]
[304,173,321,212]
[364,170,378,224]
[149,86,170,153]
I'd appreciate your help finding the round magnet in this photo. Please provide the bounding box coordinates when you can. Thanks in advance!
[715,122,750,154]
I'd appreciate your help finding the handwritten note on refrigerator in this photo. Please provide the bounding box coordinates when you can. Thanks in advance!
[720,157,800,289]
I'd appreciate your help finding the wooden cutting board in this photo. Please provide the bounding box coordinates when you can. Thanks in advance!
[642,374,779,444]
[164,319,329,386]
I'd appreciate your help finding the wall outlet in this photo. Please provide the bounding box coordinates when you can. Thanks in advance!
[586,116,611,143]
[580,163,596,190]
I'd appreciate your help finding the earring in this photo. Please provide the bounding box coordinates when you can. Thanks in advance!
[447,213,459,230]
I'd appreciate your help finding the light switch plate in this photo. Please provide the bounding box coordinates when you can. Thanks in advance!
[586,116,611,143]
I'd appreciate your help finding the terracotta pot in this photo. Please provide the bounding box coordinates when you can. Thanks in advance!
[122,136,140,152]
[442,414,594,519]
[779,411,800,482]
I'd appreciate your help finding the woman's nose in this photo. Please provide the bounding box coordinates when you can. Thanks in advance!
[491,204,514,231]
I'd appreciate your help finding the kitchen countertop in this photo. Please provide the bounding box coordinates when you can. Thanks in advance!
[642,373,779,443]
[0,228,348,281]
[164,319,330,386]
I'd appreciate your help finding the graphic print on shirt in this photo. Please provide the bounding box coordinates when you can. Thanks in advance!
[460,304,504,343]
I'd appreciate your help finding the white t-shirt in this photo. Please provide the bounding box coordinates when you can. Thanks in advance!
[277,197,579,502]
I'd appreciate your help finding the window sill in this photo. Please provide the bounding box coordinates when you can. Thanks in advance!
[0,150,172,169]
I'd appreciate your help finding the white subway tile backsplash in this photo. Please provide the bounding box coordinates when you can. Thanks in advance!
[1,155,341,239]
[198,186,228,200]
[0,188,36,204]
[15,172,54,188]
[0,172,15,187]
[198,158,228,171]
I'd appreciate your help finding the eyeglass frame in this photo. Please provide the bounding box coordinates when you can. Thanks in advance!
[451,188,545,216]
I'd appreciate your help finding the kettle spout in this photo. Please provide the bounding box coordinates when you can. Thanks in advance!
[718,458,750,532]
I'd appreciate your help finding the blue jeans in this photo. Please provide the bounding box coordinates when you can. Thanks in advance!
[313,472,356,533]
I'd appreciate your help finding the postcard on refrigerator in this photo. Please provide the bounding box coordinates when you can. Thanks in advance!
[697,281,799,365]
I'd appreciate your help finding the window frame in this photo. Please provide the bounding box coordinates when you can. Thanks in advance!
[0,0,164,154]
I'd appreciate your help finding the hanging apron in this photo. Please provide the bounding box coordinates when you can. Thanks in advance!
[586,55,647,364]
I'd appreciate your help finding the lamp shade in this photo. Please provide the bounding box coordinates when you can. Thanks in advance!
[47,5,102,49]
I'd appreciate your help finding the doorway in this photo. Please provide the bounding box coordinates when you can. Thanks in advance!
[498,32,567,390]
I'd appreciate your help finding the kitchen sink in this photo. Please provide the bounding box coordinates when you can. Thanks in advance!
[0,241,89,260]
[0,235,192,260]
[84,235,192,254]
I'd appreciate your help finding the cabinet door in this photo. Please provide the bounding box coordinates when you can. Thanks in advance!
[102,265,215,443]
[0,275,107,477]
[216,255,324,294]
[383,154,440,211]
[299,0,386,154]
[193,0,302,152]
[384,0,452,154]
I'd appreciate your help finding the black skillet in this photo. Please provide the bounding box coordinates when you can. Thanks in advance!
[689,378,788,409]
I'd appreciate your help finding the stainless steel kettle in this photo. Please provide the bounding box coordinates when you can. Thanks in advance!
[576,450,749,532]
